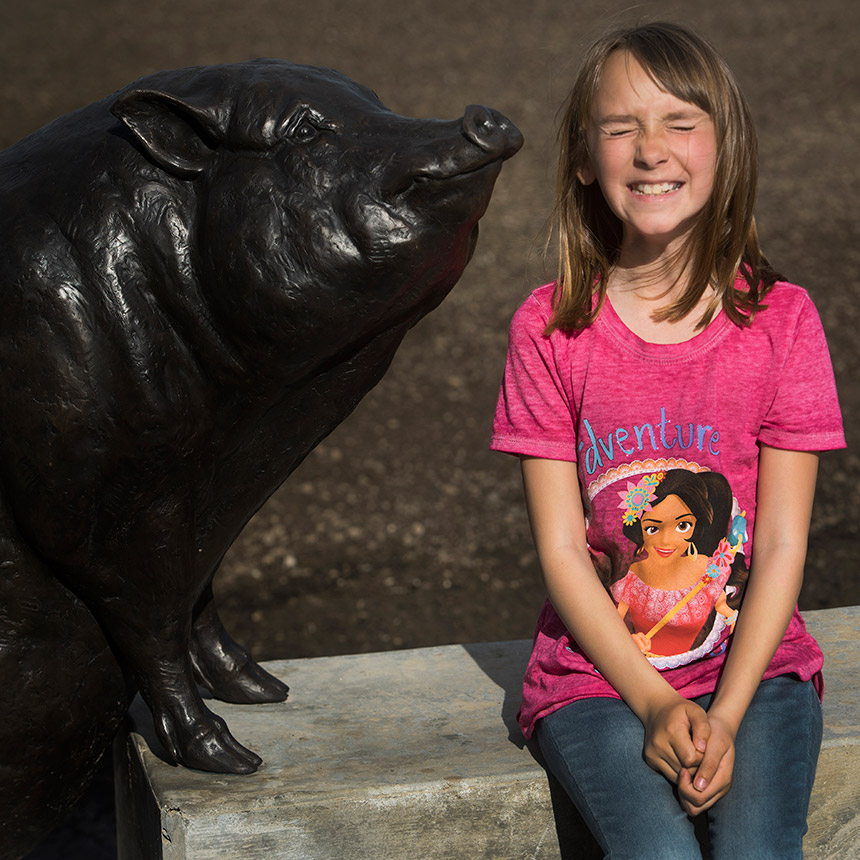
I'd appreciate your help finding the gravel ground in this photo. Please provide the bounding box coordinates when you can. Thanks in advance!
[3,0,857,856]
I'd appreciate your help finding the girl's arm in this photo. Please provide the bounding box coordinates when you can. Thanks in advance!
[678,445,819,814]
[521,456,711,781]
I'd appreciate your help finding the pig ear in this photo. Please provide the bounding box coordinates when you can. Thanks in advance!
[111,89,225,179]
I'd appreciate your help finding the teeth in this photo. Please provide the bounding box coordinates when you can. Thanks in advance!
[631,182,681,195]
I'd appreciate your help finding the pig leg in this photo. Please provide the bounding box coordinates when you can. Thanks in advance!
[104,600,263,774]
[190,580,289,704]
[0,504,132,857]
[72,526,264,773]
[149,652,264,775]
[98,601,263,773]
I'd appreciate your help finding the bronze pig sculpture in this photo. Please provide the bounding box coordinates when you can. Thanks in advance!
[0,59,521,856]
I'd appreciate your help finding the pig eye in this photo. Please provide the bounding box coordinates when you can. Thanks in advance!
[293,119,320,143]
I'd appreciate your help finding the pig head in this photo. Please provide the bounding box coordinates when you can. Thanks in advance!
[0,58,521,856]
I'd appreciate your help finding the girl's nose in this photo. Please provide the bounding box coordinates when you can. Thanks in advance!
[634,131,669,169]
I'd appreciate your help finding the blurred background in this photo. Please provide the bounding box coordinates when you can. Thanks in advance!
[4,1,856,854]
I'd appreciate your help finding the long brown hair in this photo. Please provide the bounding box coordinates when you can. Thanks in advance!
[546,21,780,334]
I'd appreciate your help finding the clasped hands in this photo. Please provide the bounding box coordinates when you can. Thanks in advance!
[643,696,737,816]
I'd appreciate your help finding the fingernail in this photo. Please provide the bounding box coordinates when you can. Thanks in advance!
[695,776,707,790]
[696,740,706,751]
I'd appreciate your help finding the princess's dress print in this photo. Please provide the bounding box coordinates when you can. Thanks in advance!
[586,462,748,670]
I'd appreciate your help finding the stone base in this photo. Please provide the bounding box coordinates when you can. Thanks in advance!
[114,606,859,859]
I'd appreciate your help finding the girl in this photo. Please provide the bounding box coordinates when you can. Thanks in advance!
[490,21,845,859]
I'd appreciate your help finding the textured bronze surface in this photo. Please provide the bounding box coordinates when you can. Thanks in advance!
[0,59,521,857]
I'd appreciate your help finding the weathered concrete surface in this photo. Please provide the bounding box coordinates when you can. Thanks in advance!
[803,606,860,859]
[115,639,559,859]
[115,606,858,859]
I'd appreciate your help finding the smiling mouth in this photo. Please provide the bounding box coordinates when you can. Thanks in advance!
[629,182,683,196]
[654,547,676,557]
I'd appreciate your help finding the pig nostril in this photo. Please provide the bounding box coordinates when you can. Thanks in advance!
[463,104,502,152]
[461,104,522,158]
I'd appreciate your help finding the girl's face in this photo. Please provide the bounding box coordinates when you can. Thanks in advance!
[639,494,696,559]
[579,50,717,254]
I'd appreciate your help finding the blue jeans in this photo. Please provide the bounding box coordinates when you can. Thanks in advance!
[536,675,822,859]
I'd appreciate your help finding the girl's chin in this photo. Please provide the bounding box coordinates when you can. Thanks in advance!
[620,215,702,246]
[623,224,695,247]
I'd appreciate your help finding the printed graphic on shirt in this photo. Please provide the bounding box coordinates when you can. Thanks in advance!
[578,408,721,476]
[585,460,749,670]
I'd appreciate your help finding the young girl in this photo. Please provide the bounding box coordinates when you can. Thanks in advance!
[490,21,845,859]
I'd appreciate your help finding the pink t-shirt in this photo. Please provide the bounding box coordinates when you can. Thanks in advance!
[490,280,845,738]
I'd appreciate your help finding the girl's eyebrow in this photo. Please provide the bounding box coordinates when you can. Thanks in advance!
[598,114,637,124]
[598,109,706,125]
[663,109,706,121]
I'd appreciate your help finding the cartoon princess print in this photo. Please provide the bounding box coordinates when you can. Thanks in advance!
[610,469,748,667]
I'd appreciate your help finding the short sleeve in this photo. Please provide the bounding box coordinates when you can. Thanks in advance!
[758,291,845,451]
[490,290,578,461]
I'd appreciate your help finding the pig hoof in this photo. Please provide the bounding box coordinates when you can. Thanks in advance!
[157,710,263,774]
[200,660,289,704]
[191,644,289,704]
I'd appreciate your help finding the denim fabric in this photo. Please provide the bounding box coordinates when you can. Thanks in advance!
[536,675,822,859]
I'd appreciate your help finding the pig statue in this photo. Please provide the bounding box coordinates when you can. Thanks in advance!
[0,59,521,857]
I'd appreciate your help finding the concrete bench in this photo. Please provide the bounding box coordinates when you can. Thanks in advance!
[114,605,859,859]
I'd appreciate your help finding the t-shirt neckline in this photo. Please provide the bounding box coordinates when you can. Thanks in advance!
[598,294,733,361]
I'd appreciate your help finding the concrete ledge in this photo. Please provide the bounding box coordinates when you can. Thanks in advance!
[804,606,860,860]
[114,606,859,859]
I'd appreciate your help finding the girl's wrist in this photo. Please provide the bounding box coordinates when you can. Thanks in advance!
[633,683,688,726]
[705,698,745,736]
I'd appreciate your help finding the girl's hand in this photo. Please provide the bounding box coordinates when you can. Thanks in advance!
[677,715,736,815]
[642,696,710,782]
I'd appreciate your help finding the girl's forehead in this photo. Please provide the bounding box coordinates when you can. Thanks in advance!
[597,51,655,96]
[592,51,702,113]
[593,51,704,118]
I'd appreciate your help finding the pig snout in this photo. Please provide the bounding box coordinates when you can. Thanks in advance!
[380,106,522,197]
[461,104,523,161]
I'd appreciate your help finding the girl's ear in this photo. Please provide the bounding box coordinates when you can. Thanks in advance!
[577,161,596,185]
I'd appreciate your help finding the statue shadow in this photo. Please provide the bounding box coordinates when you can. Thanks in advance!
[462,640,603,860]
[22,756,117,860]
